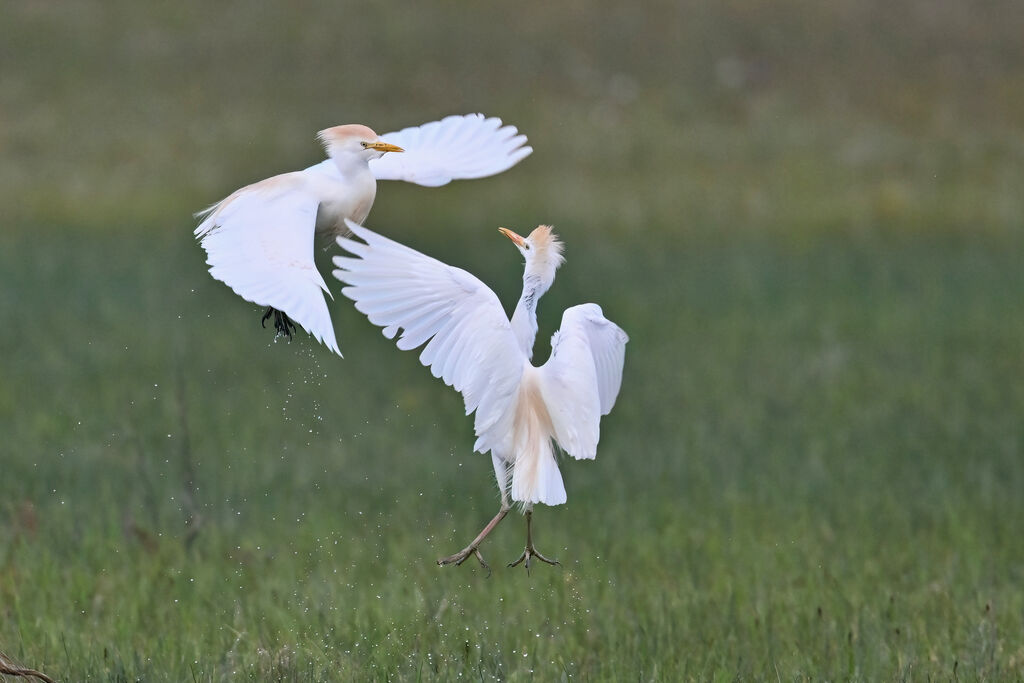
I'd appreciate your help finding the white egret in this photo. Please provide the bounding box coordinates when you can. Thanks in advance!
[332,221,628,571]
[194,114,532,355]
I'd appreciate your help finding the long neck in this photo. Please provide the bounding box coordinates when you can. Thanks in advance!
[329,151,374,182]
[510,273,546,359]
[316,155,377,232]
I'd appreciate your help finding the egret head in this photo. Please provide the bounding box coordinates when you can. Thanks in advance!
[318,124,404,161]
[499,225,564,289]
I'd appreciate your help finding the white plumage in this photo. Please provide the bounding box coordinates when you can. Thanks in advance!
[371,115,531,186]
[332,220,628,571]
[194,114,531,356]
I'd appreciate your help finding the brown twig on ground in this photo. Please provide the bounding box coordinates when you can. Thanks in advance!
[0,650,57,683]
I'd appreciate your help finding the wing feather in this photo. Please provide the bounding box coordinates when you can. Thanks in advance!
[332,221,525,452]
[394,307,452,351]
[369,114,532,187]
[539,304,628,460]
[195,178,341,355]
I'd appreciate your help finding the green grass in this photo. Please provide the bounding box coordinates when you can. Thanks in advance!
[3,1,1024,680]
[2,229,1022,680]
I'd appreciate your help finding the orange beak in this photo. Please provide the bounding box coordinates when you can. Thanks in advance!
[363,141,404,153]
[498,227,526,247]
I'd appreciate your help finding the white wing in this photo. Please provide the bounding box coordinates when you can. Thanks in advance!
[539,304,629,460]
[194,176,341,355]
[369,114,532,187]
[331,220,524,452]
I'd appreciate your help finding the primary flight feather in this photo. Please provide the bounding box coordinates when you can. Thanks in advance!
[194,114,532,355]
[333,220,628,571]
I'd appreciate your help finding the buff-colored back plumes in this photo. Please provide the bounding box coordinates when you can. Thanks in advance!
[510,370,567,506]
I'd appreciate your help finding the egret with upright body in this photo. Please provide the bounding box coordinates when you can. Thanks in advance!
[194,114,532,355]
[333,221,628,570]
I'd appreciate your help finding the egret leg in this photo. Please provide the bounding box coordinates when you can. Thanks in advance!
[438,455,511,573]
[508,506,559,572]
[437,503,510,572]
[261,306,297,340]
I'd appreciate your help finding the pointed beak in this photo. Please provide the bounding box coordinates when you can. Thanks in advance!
[363,141,404,153]
[498,227,526,248]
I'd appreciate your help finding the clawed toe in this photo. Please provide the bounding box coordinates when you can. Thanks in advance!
[261,307,297,340]
[435,506,560,575]
[438,547,491,575]
[273,310,297,339]
[436,506,510,574]
[508,545,559,573]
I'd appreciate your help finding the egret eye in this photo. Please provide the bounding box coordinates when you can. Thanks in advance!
[360,141,370,148]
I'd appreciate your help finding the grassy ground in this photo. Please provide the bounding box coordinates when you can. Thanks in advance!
[2,1,1024,681]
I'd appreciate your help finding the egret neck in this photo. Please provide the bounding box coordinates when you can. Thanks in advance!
[510,274,545,359]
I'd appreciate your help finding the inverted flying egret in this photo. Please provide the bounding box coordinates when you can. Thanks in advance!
[194,114,532,355]
[332,221,628,571]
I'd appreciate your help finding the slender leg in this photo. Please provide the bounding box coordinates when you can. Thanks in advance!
[438,455,511,573]
[436,504,510,572]
[508,504,559,572]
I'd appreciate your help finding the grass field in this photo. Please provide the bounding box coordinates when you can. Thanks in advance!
[3,1,1024,681]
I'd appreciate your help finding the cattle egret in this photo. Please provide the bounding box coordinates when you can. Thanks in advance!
[194,114,532,355]
[333,221,628,571]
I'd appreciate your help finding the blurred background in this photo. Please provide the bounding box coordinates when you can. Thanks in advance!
[1,1,1023,679]
[5,0,1023,237]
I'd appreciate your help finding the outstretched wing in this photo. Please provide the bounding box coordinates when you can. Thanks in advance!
[369,114,532,187]
[539,304,629,460]
[194,175,341,355]
[332,220,525,452]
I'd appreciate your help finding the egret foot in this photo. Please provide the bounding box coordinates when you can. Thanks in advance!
[507,509,559,573]
[507,545,559,572]
[437,546,490,573]
[437,505,510,574]
[261,306,297,339]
